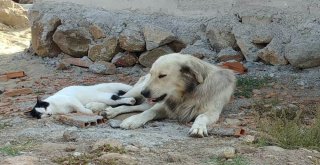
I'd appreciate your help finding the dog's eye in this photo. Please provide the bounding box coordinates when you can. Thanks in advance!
[158,74,167,79]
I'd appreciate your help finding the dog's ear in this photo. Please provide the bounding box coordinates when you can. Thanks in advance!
[180,64,203,84]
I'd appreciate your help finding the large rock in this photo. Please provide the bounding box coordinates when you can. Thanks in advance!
[89,24,106,40]
[233,25,260,62]
[206,19,237,51]
[111,52,138,67]
[139,45,174,67]
[257,38,288,65]
[119,24,145,52]
[180,40,216,59]
[143,24,176,50]
[88,36,120,62]
[217,47,244,62]
[89,61,116,75]
[285,35,320,68]
[53,26,92,58]
[0,0,29,28]
[31,15,62,57]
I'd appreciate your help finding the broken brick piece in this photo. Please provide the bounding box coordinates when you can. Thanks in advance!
[4,88,33,97]
[55,114,106,128]
[63,57,93,68]
[0,75,8,82]
[6,71,26,79]
[221,62,247,74]
[208,127,245,137]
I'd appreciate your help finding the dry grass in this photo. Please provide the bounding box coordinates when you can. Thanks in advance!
[235,76,271,98]
[253,99,320,151]
[52,144,125,165]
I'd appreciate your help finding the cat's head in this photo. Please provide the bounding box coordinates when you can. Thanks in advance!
[30,96,51,119]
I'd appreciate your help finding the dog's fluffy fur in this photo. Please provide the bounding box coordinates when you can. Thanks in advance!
[103,53,236,137]
[30,83,136,119]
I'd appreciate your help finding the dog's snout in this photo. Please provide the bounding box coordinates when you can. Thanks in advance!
[141,89,151,98]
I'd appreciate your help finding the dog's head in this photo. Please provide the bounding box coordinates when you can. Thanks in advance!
[141,54,204,103]
[30,97,51,119]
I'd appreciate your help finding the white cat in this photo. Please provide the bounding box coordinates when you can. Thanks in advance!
[30,83,136,119]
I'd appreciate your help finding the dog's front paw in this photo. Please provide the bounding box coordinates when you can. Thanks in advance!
[103,107,119,119]
[120,115,145,129]
[188,123,208,138]
[123,97,136,105]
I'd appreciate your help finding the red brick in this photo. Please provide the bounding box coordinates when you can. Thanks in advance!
[221,62,247,74]
[4,88,33,97]
[6,71,26,79]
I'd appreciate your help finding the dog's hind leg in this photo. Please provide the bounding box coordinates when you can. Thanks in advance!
[120,103,166,129]
[103,103,152,119]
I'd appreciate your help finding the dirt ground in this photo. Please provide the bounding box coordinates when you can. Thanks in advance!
[1,25,320,165]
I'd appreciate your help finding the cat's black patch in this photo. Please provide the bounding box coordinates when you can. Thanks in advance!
[111,95,120,100]
[30,99,50,119]
[117,90,126,96]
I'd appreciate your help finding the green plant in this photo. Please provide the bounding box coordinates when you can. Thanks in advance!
[207,156,249,165]
[255,103,320,151]
[0,141,34,156]
[235,76,271,98]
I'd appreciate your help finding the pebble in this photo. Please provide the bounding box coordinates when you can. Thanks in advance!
[73,152,82,157]
[62,130,78,142]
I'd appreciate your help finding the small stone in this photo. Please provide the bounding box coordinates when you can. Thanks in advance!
[63,130,78,142]
[65,146,76,152]
[166,152,184,162]
[264,146,285,152]
[224,118,241,126]
[109,119,122,128]
[63,56,93,68]
[56,62,70,70]
[92,139,123,150]
[242,135,256,143]
[125,145,139,152]
[111,52,138,67]
[220,147,236,159]
[89,61,116,75]
[73,152,82,157]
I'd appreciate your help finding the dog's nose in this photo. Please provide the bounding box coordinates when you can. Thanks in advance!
[141,89,151,98]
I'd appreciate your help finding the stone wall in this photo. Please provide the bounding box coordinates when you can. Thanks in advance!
[29,0,320,69]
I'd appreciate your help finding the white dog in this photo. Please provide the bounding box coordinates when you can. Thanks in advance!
[30,83,136,119]
[104,53,236,137]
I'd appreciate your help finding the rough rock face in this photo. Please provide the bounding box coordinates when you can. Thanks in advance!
[257,38,288,65]
[89,24,106,40]
[206,18,237,51]
[239,9,274,26]
[0,0,29,28]
[180,40,216,59]
[31,15,62,57]
[53,26,91,58]
[217,47,244,62]
[88,36,120,62]
[139,45,174,67]
[111,52,138,67]
[285,35,320,68]
[119,24,145,52]
[233,25,260,62]
[143,24,176,50]
[89,61,116,74]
